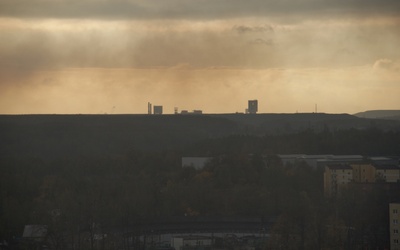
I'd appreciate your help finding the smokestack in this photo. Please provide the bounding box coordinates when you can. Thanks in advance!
[148,102,152,115]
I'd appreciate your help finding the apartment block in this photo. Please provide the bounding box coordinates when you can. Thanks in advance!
[324,164,353,196]
[390,203,400,250]
[376,164,400,183]
[351,163,375,183]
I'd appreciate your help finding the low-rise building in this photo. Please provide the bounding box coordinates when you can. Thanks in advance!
[171,235,212,250]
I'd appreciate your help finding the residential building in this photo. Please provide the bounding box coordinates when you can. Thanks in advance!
[375,164,400,183]
[324,164,353,196]
[351,163,375,183]
[390,203,400,250]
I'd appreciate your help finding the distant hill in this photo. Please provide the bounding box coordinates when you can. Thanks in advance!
[354,110,400,120]
[212,113,400,133]
[1,113,400,158]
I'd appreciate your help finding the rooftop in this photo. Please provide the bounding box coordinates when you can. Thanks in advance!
[326,164,352,170]
[374,164,400,170]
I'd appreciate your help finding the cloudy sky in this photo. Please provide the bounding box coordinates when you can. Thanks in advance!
[0,0,399,114]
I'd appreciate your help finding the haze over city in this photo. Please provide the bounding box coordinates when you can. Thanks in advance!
[0,0,399,114]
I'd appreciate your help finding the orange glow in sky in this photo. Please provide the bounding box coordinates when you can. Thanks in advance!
[0,1,399,114]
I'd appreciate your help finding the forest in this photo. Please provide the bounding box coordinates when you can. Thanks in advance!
[1,115,400,249]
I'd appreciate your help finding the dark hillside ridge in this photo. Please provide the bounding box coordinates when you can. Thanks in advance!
[1,113,399,158]
[354,110,400,120]
[0,114,238,158]
[213,113,400,133]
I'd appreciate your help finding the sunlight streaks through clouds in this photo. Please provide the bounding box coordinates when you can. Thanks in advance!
[0,0,399,114]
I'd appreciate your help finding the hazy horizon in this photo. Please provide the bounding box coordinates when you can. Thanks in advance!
[0,0,399,114]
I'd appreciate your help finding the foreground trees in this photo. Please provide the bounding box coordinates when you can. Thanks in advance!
[1,128,399,249]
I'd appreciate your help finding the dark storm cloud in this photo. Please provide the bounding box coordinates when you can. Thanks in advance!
[0,0,399,20]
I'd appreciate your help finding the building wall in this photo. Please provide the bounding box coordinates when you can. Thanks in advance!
[324,162,400,196]
[323,167,332,196]
[376,169,400,183]
[324,166,353,196]
[390,203,400,250]
[351,164,375,183]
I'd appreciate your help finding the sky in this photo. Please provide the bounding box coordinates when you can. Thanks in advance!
[0,0,399,114]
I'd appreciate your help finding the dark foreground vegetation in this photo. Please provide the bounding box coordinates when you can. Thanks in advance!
[1,114,400,249]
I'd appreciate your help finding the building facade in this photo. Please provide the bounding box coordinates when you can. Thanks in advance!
[324,164,353,196]
[351,163,375,183]
[375,164,400,183]
[323,161,400,196]
[390,203,400,250]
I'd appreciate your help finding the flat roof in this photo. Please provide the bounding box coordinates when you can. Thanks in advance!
[326,164,352,170]
[374,164,400,170]
[331,155,363,159]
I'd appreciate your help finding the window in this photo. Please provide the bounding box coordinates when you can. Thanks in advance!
[394,229,399,234]
[394,239,399,244]
[394,209,398,214]
[394,219,399,224]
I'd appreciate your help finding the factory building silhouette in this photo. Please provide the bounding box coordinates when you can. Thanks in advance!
[148,102,163,115]
[246,100,258,114]
[147,99,258,114]
[153,106,163,115]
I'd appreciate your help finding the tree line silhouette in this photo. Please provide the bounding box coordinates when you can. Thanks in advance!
[1,124,400,249]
